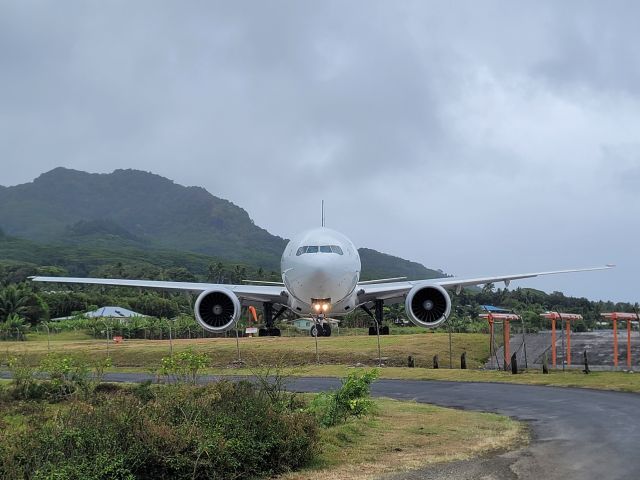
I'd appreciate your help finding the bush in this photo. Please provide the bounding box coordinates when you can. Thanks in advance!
[6,356,44,400]
[309,369,378,427]
[160,348,208,384]
[0,381,319,480]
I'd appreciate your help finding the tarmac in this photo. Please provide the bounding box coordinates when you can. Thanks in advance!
[487,329,640,371]
[288,377,640,480]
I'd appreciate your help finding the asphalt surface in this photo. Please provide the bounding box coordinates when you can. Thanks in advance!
[4,372,639,479]
[287,377,640,480]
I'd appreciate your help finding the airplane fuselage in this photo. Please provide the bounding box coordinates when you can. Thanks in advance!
[281,227,361,315]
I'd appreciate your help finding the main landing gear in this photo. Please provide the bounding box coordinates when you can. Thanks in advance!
[258,302,286,337]
[362,300,390,335]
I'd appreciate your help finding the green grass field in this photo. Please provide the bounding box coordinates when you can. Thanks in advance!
[281,398,525,480]
[3,333,640,393]
[1,332,490,368]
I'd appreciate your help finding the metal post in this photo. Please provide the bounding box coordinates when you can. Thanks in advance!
[448,320,453,369]
[613,313,618,368]
[559,312,565,371]
[627,319,632,369]
[375,316,382,367]
[489,318,494,367]
[168,319,173,356]
[235,320,241,363]
[520,313,528,369]
[99,320,110,357]
[314,316,320,364]
[551,317,557,368]
[566,318,571,366]
[503,319,510,371]
[43,322,51,351]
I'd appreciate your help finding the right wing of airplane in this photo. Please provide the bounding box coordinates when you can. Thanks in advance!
[30,276,288,333]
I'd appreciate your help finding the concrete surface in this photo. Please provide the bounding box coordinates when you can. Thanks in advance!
[487,329,640,371]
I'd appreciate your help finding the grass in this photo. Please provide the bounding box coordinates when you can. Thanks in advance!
[4,333,640,393]
[280,397,526,480]
[1,333,490,368]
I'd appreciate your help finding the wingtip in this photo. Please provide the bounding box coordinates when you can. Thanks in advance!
[605,264,616,268]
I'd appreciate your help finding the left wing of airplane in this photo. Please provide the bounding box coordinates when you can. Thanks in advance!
[356,265,614,303]
[356,265,614,328]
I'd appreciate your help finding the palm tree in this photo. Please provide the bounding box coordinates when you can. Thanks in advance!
[3,313,29,340]
[482,282,495,294]
[0,285,30,322]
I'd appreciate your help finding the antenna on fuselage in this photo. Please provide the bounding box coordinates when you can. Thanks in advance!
[321,200,325,227]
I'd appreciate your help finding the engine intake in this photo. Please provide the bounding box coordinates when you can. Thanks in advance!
[194,288,241,333]
[405,284,451,328]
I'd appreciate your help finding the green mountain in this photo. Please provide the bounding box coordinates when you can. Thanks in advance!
[0,168,444,280]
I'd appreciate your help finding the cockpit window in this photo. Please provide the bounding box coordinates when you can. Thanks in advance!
[296,245,344,255]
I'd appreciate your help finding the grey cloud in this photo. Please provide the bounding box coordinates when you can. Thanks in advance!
[0,1,639,302]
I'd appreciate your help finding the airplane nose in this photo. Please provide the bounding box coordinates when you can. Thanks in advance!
[309,265,331,284]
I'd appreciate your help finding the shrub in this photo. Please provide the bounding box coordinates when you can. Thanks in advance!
[309,369,378,427]
[6,354,113,402]
[0,381,319,480]
[6,356,44,400]
[160,348,209,384]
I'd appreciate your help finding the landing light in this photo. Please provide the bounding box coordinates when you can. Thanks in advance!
[322,303,329,311]
[314,304,321,312]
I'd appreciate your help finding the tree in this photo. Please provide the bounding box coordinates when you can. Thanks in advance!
[482,283,495,294]
[1,313,29,340]
[0,285,30,322]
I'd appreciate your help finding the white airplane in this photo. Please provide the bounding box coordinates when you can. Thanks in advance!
[31,227,612,337]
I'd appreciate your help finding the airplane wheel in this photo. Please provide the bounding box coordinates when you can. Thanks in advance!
[258,328,267,337]
[270,328,281,337]
[310,325,319,337]
[381,325,390,335]
[368,326,376,336]
[323,324,332,337]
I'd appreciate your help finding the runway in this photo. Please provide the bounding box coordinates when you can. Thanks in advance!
[9,371,640,479]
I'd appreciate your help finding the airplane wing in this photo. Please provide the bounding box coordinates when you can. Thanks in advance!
[30,276,287,306]
[356,265,614,304]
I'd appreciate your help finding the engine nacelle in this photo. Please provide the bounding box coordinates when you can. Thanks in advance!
[194,288,241,333]
[405,283,451,328]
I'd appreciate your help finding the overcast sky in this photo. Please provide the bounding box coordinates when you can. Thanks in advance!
[1,1,638,302]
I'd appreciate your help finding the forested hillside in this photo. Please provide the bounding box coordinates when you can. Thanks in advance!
[0,168,444,280]
[0,168,285,267]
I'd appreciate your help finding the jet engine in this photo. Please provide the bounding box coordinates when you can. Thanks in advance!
[194,288,241,333]
[405,284,451,328]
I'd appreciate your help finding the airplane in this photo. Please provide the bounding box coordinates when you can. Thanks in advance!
[31,226,613,337]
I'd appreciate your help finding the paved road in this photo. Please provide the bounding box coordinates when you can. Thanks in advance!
[287,377,640,480]
[5,372,640,479]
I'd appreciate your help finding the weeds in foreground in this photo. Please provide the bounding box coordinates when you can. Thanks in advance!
[309,369,379,427]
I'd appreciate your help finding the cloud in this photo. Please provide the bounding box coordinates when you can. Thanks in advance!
[0,1,638,301]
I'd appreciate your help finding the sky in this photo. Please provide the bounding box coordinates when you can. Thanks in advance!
[1,1,638,303]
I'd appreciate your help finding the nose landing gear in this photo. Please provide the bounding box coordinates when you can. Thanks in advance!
[310,317,332,337]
